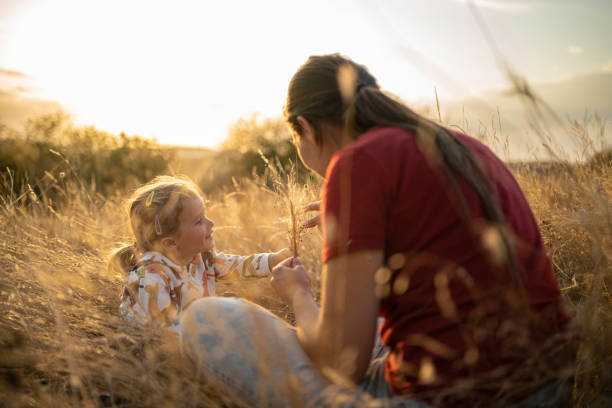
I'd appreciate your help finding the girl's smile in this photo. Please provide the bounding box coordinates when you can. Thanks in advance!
[205,229,214,242]
[173,196,215,264]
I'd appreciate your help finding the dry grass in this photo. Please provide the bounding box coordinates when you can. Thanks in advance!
[513,159,612,407]
[0,166,321,407]
[0,121,610,407]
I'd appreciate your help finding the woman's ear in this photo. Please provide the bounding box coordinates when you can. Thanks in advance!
[296,116,317,145]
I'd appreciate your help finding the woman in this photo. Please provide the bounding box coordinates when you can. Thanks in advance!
[180,54,577,407]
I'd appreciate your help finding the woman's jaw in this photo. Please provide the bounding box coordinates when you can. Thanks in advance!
[296,118,348,178]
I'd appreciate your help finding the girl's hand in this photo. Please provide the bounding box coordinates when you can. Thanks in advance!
[271,257,312,305]
[268,248,292,270]
[301,201,321,229]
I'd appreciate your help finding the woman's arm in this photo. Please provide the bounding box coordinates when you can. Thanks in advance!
[272,249,383,384]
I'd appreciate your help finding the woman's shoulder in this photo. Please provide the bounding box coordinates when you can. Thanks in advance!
[357,126,414,145]
[353,126,504,168]
[344,126,420,159]
[329,126,421,173]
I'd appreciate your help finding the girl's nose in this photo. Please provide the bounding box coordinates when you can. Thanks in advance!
[206,218,215,229]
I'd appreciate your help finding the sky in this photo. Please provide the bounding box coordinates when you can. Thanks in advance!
[0,0,611,149]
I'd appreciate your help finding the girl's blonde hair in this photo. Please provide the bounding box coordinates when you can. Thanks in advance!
[109,175,203,274]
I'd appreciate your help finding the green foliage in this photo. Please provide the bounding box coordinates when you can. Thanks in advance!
[203,114,309,193]
[0,112,172,202]
[221,113,292,154]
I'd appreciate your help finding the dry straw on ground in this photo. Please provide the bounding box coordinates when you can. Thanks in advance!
[0,111,610,407]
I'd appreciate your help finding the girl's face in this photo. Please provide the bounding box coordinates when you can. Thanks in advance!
[174,195,215,264]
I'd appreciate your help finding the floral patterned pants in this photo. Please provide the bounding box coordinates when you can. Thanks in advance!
[180,297,570,408]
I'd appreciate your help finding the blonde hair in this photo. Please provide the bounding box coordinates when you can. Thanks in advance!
[109,175,203,274]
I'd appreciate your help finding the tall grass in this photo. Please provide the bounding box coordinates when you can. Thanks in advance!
[0,164,320,407]
[513,155,611,407]
[257,152,312,258]
[0,112,610,407]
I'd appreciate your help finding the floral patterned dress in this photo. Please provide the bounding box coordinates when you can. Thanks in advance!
[119,250,271,332]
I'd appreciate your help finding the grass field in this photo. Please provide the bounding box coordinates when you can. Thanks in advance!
[0,118,610,407]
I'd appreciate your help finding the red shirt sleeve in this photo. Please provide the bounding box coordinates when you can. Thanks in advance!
[322,148,389,263]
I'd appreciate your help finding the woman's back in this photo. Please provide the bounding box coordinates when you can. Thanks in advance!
[321,126,575,403]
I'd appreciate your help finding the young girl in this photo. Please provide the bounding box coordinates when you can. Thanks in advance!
[110,175,290,333]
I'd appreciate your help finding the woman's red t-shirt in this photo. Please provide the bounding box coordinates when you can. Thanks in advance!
[321,127,573,402]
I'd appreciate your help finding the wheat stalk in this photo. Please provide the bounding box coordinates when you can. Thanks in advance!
[258,150,302,258]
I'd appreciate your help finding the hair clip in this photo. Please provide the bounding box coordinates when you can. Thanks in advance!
[155,215,163,235]
[146,191,155,207]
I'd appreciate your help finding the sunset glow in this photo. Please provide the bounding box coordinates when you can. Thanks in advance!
[1,0,611,148]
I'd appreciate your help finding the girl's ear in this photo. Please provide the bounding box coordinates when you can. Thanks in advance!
[160,236,177,250]
[296,116,318,145]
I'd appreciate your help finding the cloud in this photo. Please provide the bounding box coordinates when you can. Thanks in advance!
[0,86,62,128]
[567,45,584,55]
[0,68,33,98]
[453,0,533,12]
[0,68,28,78]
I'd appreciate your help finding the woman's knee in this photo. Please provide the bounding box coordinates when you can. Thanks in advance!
[179,298,251,368]
[180,297,250,342]
[180,296,296,360]
[182,297,247,323]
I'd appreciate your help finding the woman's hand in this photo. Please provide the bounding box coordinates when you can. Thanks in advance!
[301,201,321,229]
[270,257,312,305]
[268,248,292,270]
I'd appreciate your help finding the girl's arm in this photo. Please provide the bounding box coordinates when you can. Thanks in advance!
[271,249,383,384]
[214,249,290,279]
